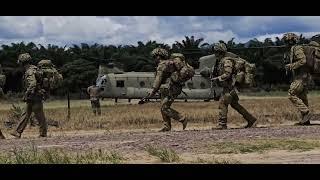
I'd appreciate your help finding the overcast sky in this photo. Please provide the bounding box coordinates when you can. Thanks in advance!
[0,16,320,47]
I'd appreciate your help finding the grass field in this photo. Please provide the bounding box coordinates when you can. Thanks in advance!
[1,91,320,132]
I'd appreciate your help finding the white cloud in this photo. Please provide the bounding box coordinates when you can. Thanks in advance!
[1,16,320,47]
[0,16,43,38]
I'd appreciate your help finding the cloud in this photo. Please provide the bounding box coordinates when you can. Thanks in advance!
[0,16,320,47]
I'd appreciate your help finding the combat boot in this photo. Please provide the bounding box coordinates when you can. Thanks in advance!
[294,121,311,126]
[213,124,227,130]
[10,131,21,139]
[302,112,313,123]
[38,134,47,138]
[295,112,312,126]
[179,116,188,130]
[0,131,5,139]
[244,118,257,128]
[159,127,171,132]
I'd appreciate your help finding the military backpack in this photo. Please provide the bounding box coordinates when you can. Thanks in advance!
[225,57,256,87]
[301,45,320,74]
[172,57,195,83]
[37,60,63,91]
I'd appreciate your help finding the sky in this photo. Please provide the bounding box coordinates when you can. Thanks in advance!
[0,16,320,47]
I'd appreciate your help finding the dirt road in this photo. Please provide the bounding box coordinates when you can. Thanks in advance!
[1,122,320,163]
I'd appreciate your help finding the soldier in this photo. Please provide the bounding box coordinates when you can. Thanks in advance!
[0,129,5,139]
[211,43,257,129]
[10,53,48,138]
[148,48,188,132]
[283,33,313,125]
[87,84,102,115]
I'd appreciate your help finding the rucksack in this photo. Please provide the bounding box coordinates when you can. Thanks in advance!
[301,45,320,74]
[37,60,63,90]
[227,57,256,87]
[172,57,195,83]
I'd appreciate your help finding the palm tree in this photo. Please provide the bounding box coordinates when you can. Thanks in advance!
[311,34,320,42]
[173,36,208,68]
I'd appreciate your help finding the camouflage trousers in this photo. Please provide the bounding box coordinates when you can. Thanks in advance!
[218,88,256,126]
[91,99,101,115]
[15,101,47,137]
[288,79,309,117]
[160,84,185,129]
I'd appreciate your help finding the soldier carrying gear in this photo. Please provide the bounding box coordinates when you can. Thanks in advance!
[148,48,188,132]
[87,83,102,116]
[10,53,48,138]
[282,33,315,125]
[211,43,257,130]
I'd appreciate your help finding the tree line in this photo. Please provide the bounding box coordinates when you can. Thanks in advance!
[1,34,320,96]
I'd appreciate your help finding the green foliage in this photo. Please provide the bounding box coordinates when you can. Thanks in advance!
[0,34,320,94]
[145,145,180,163]
[60,59,98,92]
[0,144,124,164]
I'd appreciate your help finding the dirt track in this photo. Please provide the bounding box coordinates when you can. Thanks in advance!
[2,122,320,163]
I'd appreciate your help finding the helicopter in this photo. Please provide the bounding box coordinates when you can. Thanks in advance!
[95,54,223,102]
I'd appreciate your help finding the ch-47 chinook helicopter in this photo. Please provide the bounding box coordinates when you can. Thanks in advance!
[95,55,223,102]
[94,41,320,103]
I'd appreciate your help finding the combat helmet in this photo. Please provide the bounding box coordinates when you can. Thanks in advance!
[170,53,185,61]
[151,48,169,59]
[213,43,227,53]
[282,33,299,43]
[38,59,54,68]
[17,53,32,64]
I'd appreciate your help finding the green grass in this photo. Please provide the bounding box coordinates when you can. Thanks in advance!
[0,144,124,164]
[145,145,180,163]
[208,139,320,154]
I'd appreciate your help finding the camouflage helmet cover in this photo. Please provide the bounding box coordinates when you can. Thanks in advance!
[213,43,227,53]
[151,48,169,59]
[38,59,53,68]
[170,53,185,60]
[17,53,32,64]
[309,41,320,47]
[282,33,299,43]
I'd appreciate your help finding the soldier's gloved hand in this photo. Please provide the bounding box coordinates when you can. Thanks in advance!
[148,90,156,98]
[285,64,292,71]
[211,77,219,83]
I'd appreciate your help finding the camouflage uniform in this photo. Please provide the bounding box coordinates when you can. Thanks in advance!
[150,49,187,132]
[11,53,47,138]
[87,85,101,115]
[283,33,313,125]
[212,43,256,129]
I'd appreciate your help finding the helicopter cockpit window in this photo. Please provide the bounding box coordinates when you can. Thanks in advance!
[116,80,125,87]
[187,82,193,89]
[140,81,145,87]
